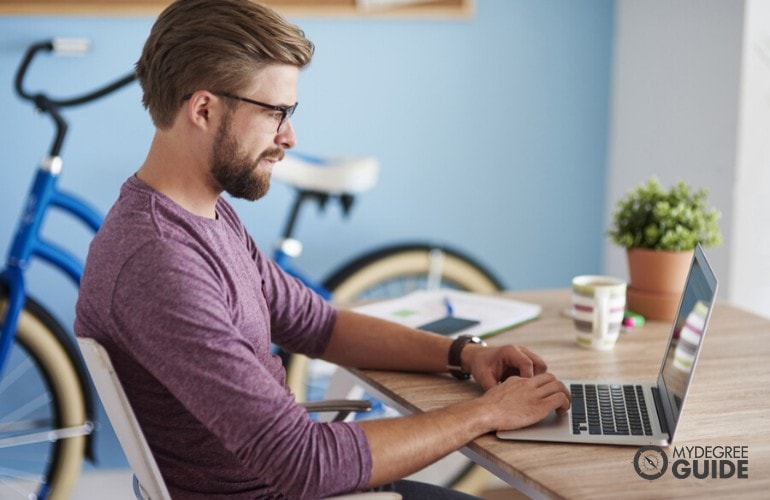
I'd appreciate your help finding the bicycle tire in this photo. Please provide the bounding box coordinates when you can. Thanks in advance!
[325,243,504,305]
[0,293,89,500]
[286,243,503,494]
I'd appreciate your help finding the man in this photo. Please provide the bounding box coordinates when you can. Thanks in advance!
[75,0,570,498]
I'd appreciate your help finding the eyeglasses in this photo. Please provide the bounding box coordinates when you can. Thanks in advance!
[214,91,297,133]
[182,91,298,133]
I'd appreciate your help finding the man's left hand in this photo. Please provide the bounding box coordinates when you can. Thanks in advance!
[466,344,548,391]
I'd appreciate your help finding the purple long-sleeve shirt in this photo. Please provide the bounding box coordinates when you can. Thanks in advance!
[75,176,372,498]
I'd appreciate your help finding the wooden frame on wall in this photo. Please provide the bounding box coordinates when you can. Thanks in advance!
[0,0,474,19]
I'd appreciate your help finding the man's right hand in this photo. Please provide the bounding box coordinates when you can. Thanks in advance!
[359,371,570,487]
[478,372,571,431]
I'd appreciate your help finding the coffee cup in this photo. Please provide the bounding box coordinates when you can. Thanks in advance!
[572,275,627,350]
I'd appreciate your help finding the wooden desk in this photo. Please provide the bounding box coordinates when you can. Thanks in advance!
[348,289,770,499]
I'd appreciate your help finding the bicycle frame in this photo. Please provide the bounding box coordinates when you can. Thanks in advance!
[0,155,103,376]
[271,189,334,301]
[1,39,134,378]
[272,246,332,301]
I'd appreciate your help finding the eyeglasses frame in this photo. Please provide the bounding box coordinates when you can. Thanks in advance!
[182,91,298,133]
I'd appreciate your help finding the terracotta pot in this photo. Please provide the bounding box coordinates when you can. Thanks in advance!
[626,248,694,322]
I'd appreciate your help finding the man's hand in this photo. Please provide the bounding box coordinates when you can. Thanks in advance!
[359,370,570,487]
[465,344,548,390]
[356,337,570,486]
[479,372,571,430]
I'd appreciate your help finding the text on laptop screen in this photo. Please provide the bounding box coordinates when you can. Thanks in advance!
[659,247,718,431]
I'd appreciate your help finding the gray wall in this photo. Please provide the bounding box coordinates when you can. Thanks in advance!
[604,0,744,304]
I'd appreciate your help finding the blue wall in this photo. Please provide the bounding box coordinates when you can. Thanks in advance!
[0,0,614,469]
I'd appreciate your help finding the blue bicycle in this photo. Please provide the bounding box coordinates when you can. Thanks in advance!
[1,39,504,498]
[0,38,135,499]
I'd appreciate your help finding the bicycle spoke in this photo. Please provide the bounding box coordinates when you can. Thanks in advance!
[5,446,53,464]
[0,300,88,500]
[426,248,445,290]
[0,418,52,433]
[0,340,54,500]
[1,393,51,423]
[0,466,44,481]
[356,274,467,301]
[0,356,32,394]
[0,422,92,449]
[0,472,44,499]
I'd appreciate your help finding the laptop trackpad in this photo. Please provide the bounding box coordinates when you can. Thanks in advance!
[496,411,571,441]
[524,410,568,430]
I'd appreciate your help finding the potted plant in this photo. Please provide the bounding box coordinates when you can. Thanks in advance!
[608,177,722,321]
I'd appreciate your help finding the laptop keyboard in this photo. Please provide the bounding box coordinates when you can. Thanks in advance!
[570,384,653,436]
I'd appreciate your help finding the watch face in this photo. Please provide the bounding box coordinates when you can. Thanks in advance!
[633,445,668,480]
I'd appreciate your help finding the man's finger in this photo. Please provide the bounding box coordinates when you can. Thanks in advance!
[519,346,548,375]
[503,346,535,378]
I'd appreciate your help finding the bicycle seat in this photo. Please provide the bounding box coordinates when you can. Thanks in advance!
[273,153,379,195]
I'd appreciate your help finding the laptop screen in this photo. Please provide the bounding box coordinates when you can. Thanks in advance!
[657,244,718,439]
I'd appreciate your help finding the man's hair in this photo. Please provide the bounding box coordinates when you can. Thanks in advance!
[136,0,314,129]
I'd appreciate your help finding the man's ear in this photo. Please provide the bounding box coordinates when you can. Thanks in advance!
[184,90,217,130]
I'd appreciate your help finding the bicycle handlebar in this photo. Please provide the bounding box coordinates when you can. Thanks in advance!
[14,38,137,157]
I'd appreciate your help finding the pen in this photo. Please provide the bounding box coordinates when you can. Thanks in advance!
[443,296,454,316]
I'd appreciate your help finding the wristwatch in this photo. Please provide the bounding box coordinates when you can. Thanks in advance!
[447,335,487,380]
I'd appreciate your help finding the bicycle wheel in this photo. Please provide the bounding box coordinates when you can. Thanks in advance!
[286,243,503,493]
[0,294,89,500]
[325,243,504,305]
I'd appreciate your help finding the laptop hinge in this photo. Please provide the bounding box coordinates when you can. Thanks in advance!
[651,387,670,437]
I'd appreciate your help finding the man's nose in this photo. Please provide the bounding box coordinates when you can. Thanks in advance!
[276,119,297,149]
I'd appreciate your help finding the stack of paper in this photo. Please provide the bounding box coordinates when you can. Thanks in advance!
[352,289,542,338]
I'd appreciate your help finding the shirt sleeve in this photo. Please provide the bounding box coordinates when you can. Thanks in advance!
[223,198,337,359]
[252,242,338,358]
[109,238,372,498]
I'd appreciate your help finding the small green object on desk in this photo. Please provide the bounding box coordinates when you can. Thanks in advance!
[622,310,645,332]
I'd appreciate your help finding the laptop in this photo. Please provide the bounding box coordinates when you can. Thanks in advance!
[496,244,718,446]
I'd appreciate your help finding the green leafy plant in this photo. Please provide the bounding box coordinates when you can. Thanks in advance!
[608,177,722,251]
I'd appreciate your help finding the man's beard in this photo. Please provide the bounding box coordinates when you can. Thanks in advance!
[210,116,283,201]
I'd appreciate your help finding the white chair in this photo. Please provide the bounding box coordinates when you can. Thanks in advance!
[77,337,171,500]
[76,337,399,500]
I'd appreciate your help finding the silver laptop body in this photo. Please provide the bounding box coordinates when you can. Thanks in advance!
[496,244,718,446]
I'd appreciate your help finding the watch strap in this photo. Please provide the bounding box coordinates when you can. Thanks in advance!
[447,335,486,380]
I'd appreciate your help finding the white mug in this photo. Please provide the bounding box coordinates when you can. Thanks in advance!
[572,275,627,350]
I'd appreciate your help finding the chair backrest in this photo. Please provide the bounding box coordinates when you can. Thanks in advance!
[77,337,171,500]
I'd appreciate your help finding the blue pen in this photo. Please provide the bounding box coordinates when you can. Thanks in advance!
[443,296,454,316]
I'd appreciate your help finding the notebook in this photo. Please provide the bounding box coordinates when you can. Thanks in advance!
[352,289,542,339]
[496,244,718,446]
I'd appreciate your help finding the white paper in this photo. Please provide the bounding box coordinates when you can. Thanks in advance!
[352,289,542,338]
